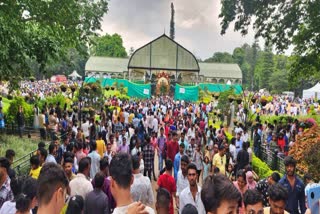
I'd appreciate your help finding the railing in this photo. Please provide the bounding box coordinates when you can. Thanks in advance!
[256,143,304,176]
[12,149,37,176]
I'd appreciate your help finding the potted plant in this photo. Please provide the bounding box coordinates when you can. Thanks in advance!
[82,107,89,114]
[111,86,115,91]
[67,109,73,117]
[214,92,220,99]
[236,97,242,104]
[60,84,67,92]
[70,85,77,93]
[73,106,78,113]
[228,95,234,103]
[91,84,98,92]
[84,85,90,93]
[260,96,268,106]
[251,96,257,103]
[29,76,35,82]
[105,85,110,91]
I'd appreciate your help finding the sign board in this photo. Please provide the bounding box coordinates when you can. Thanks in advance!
[179,88,185,94]
[143,89,149,95]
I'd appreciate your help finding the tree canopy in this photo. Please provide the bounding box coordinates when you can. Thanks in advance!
[0,0,108,81]
[219,0,320,82]
[90,34,128,58]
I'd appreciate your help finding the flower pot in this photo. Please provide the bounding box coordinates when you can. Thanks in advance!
[228,98,234,102]
[261,100,267,106]
[71,87,76,92]
[111,86,115,91]
[236,99,242,104]
[84,88,90,93]
[61,87,67,92]
[251,98,257,103]
[105,86,110,91]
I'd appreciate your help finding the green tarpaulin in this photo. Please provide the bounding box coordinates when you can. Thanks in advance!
[199,83,242,94]
[102,79,129,88]
[127,82,151,99]
[174,84,199,101]
[84,77,98,83]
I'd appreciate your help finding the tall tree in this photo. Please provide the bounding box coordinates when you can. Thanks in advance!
[204,52,234,63]
[170,2,175,40]
[218,0,320,83]
[91,34,128,58]
[0,0,108,84]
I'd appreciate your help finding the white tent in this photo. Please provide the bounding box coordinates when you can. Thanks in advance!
[303,83,320,99]
[68,70,82,79]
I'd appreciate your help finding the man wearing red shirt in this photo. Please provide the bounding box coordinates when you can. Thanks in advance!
[157,159,177,214]
[166,132,179,162]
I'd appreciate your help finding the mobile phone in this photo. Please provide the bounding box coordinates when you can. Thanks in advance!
[306,185,320,214]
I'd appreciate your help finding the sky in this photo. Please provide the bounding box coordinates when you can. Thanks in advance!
[100,0,256,60]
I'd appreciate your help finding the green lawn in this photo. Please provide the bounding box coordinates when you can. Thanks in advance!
[0,135,38,159]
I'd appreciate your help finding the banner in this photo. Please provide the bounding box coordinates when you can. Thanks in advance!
[174,84,199,101]
[127,82,151,99]
[199,83,242,94]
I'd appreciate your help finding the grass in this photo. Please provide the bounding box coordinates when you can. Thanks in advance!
[0,134,38,159]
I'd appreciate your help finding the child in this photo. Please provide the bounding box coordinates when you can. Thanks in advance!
[29,155,42,179]
[202,156,210,182]
[226,163,235,181]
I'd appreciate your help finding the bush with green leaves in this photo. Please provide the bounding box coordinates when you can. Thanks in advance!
[6,96,33,125]
[37,93,72,110]
[252,155,282,179]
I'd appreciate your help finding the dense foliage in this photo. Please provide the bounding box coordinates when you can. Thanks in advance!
[219,0,320,88]
[0,0,108,83]
[6,97,33,125]
[90,34,128,58]
[204,43,296,94]
[289,125,320,181]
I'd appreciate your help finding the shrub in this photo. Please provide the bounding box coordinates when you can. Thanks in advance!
[252,155,282,179]
[289,125,320,180]
[6,96,33,125]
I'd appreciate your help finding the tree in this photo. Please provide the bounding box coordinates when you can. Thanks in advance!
[204,52,234,63]
[219,0,320,82]
[91,34,128,58]
[0,0,108,84]
[170,3,175,40]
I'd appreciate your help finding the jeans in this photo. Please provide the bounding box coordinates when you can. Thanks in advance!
[254,146,259,156]
[158,154,164,171]
[18,126,24,138]
[144,168,152,180]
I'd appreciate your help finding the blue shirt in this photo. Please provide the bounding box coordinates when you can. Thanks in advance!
[279,175,306,214]
[173,152,183,182]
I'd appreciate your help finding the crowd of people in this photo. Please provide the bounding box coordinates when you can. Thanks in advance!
[0,95,316,214]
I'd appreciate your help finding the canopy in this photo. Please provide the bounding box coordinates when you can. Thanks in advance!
[68,70,82,79]
[303,83,320,99]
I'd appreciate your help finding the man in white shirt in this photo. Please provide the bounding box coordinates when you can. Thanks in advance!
[81,118,90,138]
[176,155,189,208]
[179,163,205,214]
[152,116,158,133]
[110,153,154,214]
[69,157,93,199]
[130,155,154,206]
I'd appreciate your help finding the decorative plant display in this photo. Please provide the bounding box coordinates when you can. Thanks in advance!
[289,124,320,180]
[60,84,67,92]
[70,85,77,93]
[84,85,91,93]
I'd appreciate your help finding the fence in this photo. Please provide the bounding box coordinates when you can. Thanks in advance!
[256,143,305,176]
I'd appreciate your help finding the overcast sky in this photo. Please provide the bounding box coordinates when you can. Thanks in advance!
[100,0,256,60]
